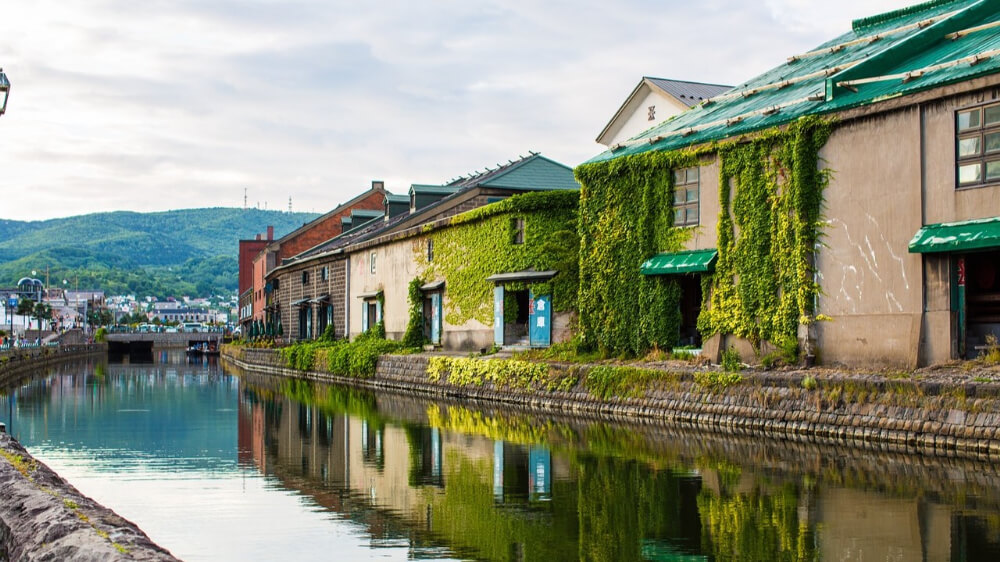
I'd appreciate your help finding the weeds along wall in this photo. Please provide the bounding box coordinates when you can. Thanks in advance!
[416,190,580,327]
[575,116,832,356]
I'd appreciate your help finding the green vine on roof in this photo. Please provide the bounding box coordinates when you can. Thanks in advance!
[416,190,580,327]
[575,116,832,356]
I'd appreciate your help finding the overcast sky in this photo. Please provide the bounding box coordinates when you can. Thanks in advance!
[0,0,915,221]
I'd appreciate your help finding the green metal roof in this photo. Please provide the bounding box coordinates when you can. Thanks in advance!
[587,0,1000,163]
[384,193,409,204]
[908,216,1000,252]
[410,184,460,195]
[477,154,580,191]
[640,249,718,275]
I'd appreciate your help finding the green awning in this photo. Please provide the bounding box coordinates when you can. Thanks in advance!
[640,249,717,275]
[909,217,1000,254]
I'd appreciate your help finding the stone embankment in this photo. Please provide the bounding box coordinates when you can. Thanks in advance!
[0,344,106,387]
[0,432,178,562]
[0,342,180,561]
[223,346,1000,461]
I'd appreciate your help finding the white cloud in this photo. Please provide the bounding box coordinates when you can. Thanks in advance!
[0,0,914,221]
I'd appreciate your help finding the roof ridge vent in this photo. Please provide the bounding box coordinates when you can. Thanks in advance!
[852,0,962,32]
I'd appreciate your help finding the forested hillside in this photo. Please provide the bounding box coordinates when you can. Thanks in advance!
[0,208,319,297]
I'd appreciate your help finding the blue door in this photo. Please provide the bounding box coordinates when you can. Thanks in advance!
[528,291,551,347]
[430,292,442,345]
[493,286,504,346]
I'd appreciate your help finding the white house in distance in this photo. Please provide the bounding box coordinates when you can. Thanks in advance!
[595,77,732,148]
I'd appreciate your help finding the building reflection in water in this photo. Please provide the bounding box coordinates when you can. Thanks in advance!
[233,374,1000,562]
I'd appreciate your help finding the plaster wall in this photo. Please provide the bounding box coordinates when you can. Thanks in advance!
[605,90,686,148]
[923,88,1000,224]
[347,231,572,351]
[684,157,721,252]
[815,108,925,367]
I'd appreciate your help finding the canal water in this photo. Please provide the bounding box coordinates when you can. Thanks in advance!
[2,352,1000,561]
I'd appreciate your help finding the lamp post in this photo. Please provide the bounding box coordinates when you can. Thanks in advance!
[0,68,10,116]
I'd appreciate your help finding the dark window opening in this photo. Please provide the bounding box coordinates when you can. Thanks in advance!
[427,239,434,262]
[366,300,378,330]
[511,218,525,245]
[678,275,704,347]
[964,250,1000,358]
[503,289,530,345]
[423,296,433,340]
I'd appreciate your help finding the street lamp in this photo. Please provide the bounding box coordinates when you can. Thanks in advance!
[0,69,9,116]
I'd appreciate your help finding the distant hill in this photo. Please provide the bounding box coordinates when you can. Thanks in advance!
[0,208,320,298]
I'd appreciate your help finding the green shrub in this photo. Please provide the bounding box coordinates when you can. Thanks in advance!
[721,346,742,372]
[694,370,743,391]
[584,366,676,400]
[94,327,108,343]
[427,356,554,391]
[319,325,337,343]
[802,375,817,391]
[980,333,1000,365]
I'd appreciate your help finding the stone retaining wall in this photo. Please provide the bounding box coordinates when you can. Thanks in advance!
[222,347,1000,461]
[0,433,178,561]
[0,344,106,388]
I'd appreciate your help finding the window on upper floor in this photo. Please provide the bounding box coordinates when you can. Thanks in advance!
[511,218,525,245]
[427,238,434,262]
[321,266,329,281]
[302,271,309,285]
[957,103,1000,188]
[370,251,377,274]
[673,167,700,227]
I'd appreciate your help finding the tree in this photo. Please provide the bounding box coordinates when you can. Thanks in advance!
[33,302,52,332]
[16,298,34,317]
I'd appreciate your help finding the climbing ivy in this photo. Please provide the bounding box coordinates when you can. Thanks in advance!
[402,277,425,348]
[701,116,832,349]
[575,149,700,355]
[575,116,832,356]
[416,190,579,327]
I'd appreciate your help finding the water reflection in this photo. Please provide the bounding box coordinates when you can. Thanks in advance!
[3,355,1000,561]
[238,374,1000,561]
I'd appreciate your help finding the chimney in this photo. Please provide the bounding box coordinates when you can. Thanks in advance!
[255,233,261,241]
[372,180,384,191]
[267,225,274,240]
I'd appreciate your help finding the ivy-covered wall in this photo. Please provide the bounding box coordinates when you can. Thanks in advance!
[575,116,832,356]
[417,190,580,327]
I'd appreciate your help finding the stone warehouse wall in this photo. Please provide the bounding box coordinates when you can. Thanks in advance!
[223,346,1000,461]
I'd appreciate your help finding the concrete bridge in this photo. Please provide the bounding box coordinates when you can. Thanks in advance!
[105,332,224,353]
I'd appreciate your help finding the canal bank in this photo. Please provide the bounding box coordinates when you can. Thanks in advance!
[0,432,179,562]
[0,345,180,561]
[0,344,106,387]
[222,345,1000,461]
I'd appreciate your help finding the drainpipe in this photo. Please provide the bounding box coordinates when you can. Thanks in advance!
[919,103,929,364]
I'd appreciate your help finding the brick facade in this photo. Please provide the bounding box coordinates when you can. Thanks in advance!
[275,190,385,263]
[276,257,348,341]
[247,185,387,335]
